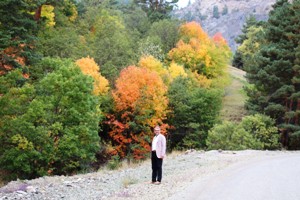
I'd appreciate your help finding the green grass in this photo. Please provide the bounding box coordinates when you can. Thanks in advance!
[220,71,248,122]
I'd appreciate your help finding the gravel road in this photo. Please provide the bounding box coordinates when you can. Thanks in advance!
[1,150,299,200]
[169,152,300,200]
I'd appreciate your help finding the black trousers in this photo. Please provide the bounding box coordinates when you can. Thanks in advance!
[151,151,163,182]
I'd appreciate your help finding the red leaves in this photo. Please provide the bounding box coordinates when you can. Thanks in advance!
[213,32,228,46]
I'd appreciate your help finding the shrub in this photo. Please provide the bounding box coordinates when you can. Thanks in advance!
[107,155,122,170]
[206,121,262,150]
[240,114,280,150]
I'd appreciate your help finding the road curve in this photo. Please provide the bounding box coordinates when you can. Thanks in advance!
[168,153,300,200]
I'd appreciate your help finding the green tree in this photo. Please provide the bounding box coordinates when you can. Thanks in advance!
[123,6,151,37]
[213,5,220,19]
[138,37,165,61]
[167,77,222,149]
[222,5,228,15]
[243,0,300,149]
[147,19,181,54]
[235,15,262,45]
[81,8,136,81]
[0,58,101,180]
[134,0,179,22]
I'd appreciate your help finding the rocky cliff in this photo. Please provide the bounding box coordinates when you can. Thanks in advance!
[174,0,277,51]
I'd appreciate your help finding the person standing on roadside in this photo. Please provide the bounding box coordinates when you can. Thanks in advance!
[151,125,166,185]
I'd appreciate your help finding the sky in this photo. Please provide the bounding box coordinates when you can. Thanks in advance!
[176,0,196,8]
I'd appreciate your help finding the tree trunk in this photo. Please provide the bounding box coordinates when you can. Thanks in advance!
[34,6,42,21]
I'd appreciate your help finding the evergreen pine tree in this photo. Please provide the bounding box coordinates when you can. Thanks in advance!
[213,5,220,19]
[244,0,300,149]
[0,0,39,74]
[133,0,179,22]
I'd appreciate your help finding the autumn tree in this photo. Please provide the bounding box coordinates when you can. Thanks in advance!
[232,15,265,69]
[138,55,168,78]
[107,66,168,159]
[168,22,231,79]
[76,57,109,96]
[178,21,210,44]
[168,62,187,81]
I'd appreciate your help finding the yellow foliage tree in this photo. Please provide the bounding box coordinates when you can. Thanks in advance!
[41,5,56,27]
[138,55,168,78]
[189,71,212,88]
[76,57,109,95]
[168,21,231,79]
[168,62,187,81]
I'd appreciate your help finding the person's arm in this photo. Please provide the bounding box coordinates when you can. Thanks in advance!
[161,135,166,159]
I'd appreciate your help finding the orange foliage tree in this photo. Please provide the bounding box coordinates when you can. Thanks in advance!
[179,21,210,44]
[76,57,109,95]
[138,55,170,84]
[107,66,168,159]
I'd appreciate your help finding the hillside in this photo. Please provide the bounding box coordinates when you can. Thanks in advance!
[174,0,277,51]
[220,66,247,122]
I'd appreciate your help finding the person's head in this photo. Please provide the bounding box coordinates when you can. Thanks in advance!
[154,125,161,136]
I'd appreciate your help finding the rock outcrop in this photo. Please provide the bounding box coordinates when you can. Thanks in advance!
[174,0,277,51]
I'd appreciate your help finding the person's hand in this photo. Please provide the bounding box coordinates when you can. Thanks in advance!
[160,155,164,159]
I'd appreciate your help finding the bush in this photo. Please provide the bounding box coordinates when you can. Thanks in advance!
[240,114,280,149]
[207,121,262,150]
[207,114,280,150]
[107,155,122,170]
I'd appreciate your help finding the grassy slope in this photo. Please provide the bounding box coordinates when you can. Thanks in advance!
[220,66,248,122]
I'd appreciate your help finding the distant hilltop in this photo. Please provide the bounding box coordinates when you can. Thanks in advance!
[173,0,277,51]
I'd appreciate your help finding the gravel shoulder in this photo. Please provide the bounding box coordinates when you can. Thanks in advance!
[0,150,297,200]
